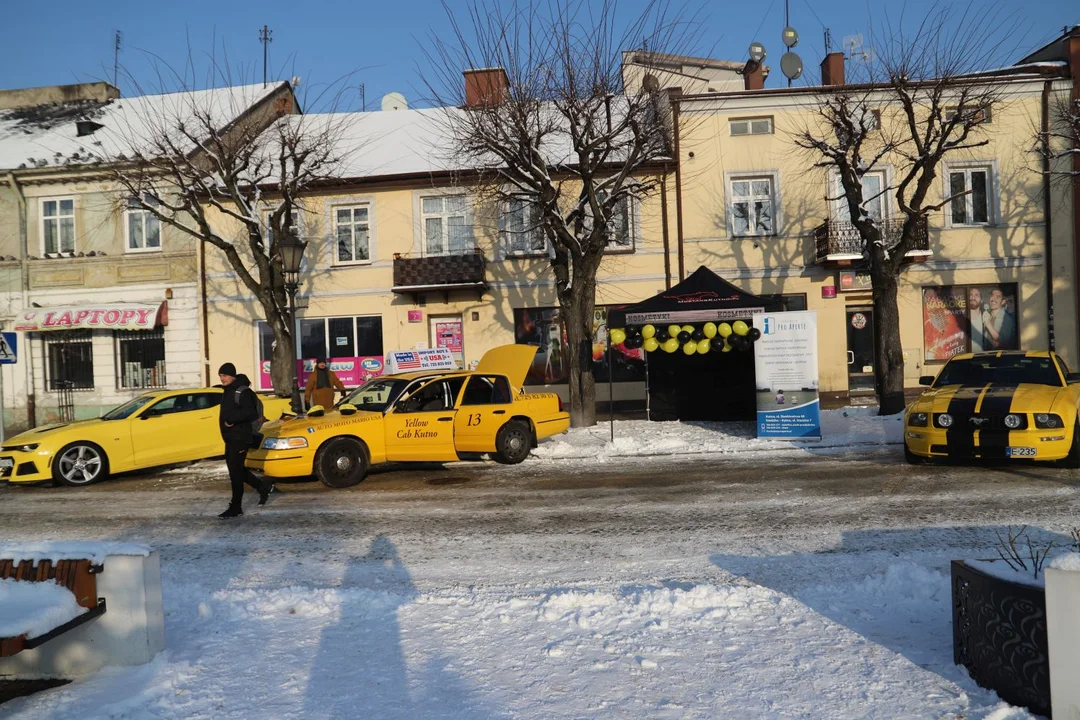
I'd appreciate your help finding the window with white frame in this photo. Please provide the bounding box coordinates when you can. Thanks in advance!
[116,328,166,388]
[126,196,161,252]
[948,166,992,226]
[729,176,776,236]
[42,198,75,254]
[584,193,635,250]
[729,117,773,136]
[504,196,546,256]
[334,205,370,263]
[421,195,472,256]
[45,330,93,390]
[832,171,887,223]
[263,207,301,245]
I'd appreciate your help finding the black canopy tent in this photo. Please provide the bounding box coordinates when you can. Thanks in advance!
[609,266,782,422]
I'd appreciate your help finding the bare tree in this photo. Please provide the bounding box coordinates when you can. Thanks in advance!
[1043,95,1080,185]
[795,8,1010,415]
[423,0,699,427]
[106,67,352,397]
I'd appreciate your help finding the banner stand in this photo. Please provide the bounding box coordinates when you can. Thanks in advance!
[753,311,822,441]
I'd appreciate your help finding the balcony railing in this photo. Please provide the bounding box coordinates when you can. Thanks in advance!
[392,249,487,297]
[813,217,930,264]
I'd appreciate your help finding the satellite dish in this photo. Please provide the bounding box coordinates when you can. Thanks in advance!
[381,92,407,111]
[780,52,804,80]
[642,74,660,93]
[782,26,799,48]
[842,34,864,55]
[748,42,766,63]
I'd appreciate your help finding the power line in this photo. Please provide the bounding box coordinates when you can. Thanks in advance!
[799,0,828,30]
[751,0,779,46]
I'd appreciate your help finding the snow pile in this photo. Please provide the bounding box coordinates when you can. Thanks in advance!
[0,541,151,565]
[0,578,86,639]
[963,559,1047,589]
[1049,553,1080,572]
[534,408,904,461]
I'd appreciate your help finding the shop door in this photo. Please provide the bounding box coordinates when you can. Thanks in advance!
[846,308,876,394]
[430,316,464,368]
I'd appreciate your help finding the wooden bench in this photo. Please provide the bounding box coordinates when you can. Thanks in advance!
[0,558,107,658]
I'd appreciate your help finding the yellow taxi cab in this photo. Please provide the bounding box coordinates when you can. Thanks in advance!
[246,345,571,488]
[904,350,1080,465]
[0,388,292,486]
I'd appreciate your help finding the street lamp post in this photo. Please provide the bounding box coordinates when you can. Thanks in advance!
[278,228,308,414]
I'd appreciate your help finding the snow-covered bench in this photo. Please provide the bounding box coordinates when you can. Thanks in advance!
[0,543,164,678]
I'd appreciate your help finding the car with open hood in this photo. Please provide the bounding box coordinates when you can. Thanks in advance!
[246,344,571,488]
[904,350,1080,465]
[0,388,291,486]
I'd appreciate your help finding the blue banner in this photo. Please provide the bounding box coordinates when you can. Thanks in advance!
[753,311,821,440]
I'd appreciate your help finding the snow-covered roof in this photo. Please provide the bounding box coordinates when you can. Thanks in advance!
[0,82,289,172]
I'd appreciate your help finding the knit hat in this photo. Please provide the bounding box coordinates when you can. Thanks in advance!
[218,362,237,377]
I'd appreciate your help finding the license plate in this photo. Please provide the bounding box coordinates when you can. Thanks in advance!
[1006,447,1036,457]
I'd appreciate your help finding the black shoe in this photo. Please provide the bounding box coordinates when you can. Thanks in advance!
[218,505,243,518]
[258,481,275,506]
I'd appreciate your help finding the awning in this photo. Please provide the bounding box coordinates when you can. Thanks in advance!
[608,266,781,327]
[14,302,168,332]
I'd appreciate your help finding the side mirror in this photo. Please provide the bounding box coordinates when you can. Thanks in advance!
[339,404,357,416]
[919,375,935,387]
[1067,373,1080,384]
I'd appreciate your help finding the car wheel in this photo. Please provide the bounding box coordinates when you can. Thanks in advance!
[494,420,532,465]
[314,437,368,488]
[53,442,109,487]
[1060,420,1080,469]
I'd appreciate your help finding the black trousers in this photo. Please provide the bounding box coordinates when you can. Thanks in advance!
[225,443,261,506]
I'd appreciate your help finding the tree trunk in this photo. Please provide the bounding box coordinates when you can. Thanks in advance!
[267,313,296,398]
[870,272,907,415]
[558,267,599,428]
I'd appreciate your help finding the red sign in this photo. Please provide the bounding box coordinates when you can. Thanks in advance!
[838,271,872,292]
[15,303,168,331]
[407,310,423,323]
[821,285,837,299]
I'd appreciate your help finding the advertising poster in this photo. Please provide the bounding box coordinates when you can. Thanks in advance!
[923,284,1018,361]
[513,306,644,385]
[433,319,464,368]
[259,357,385,389]
[753,311,821,440]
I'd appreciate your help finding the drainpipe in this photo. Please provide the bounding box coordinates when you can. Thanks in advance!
[200,239,211,386]
[660,174,672,289]
[7,172,35,427]
[670,90,686,281]
[1041,80,1056,351]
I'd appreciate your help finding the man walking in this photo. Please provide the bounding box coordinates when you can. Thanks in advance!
[217,363,272,518]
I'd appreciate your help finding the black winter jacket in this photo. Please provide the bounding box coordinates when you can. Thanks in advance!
[219,374,258,447]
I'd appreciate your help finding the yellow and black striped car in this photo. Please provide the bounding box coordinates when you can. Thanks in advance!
[904,351,1080,465]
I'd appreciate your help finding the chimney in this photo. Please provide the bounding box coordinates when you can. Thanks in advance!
[464,68,509,107]
[742,61,765,91]
[820,52,845,86]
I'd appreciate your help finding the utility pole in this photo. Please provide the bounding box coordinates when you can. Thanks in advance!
[785,0,791,88]
[260,25,273,88]
[360,83,365,111]
[113,31,122,87]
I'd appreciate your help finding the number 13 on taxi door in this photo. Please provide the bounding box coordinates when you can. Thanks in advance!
[466,413,482,426]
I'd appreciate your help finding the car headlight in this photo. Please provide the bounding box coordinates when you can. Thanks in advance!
[908,412,928,427]
[935,413,953,428]
[1034,413,1063,429]
[1004,414,1023,429]
[261,437,309,450]
[1,443,39,452]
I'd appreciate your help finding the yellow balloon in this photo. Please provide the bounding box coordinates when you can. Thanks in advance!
[681,325,695,335]
[696,338,710,354]
[718,323,732,338]
[662,338,680,353]
[609,328,626,345]
[667,324,681,338]
[721,340,733,352]
[644,337,659,352]
[642,324,656,339]
[733,320,749,336]
[703,322,717,339]
[682,341,697,356]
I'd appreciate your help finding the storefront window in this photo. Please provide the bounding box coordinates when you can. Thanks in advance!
[923,284,1018,361]
[116,328,167,389]
[513,306,644,385]
[45,330,94,390]
[257,316,385,390]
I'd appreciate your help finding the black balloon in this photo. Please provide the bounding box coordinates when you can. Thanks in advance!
[626,325,640,336]
[655,329,670,343]
[710,336,726,351]
[729,335,745,351]
[627,334,644,349]
[749,327,762,341]
[677,331,691,344]
[691,329,704,342]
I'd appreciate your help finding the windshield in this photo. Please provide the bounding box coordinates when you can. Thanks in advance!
[934,355,1063,388]
[102,394,157,421]
[341,378,409,412]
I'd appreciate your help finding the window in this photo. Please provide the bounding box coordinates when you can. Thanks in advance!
[257,315,384,390]
[461,376,512,406]
[730,176,776,236]
[421,195,472,256]
[126,197,161,252]
[45,330,93,390]
[116,329,166,389]
[504,197,545,256]
[948,166,991,226]
[355,317,383,357]
[584,193,635,250]
[862,110,882,130]
[397,377,466,413]
[42,198,75,254]
[729,117,773,136]
[334,205,370,263]
[300,319,328,361]
[263,207,301,245]
[832,171,887,223]
[144,392,220,417]
[945,106,991,124]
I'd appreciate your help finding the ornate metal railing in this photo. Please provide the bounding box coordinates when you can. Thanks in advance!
[813,217,929,263]
[392,249,487,291]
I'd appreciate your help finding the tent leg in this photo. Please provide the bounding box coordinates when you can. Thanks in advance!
[608,341,614,443]
[644,351,650,421]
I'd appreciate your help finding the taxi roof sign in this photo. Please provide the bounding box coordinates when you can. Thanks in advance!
[384,348,458,375]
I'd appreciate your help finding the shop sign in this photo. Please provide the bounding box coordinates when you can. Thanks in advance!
[753,311,821,441]
[259,356,385,389]
[407,310,423,323]
[838,271,872,292]
[15,302,168,331]
[384,348,457,375]
[821,285,837,299]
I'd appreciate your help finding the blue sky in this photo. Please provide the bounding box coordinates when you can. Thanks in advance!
[5,0,1076,109]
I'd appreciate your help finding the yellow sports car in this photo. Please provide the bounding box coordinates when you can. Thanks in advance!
[0,388,291,486]
[904,351,1080,465]
[246,345,571,488]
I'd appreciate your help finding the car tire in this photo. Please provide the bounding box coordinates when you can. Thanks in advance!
[52,442,109,487]
[494,420,532,465]
[1060,420,1080,469]
[314,437,368,488]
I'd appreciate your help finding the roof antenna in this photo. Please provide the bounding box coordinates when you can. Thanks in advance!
[259,25,273,88]
[113,30,122,88]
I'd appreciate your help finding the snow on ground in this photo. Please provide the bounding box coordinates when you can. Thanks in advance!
[0,542,151,565]
[533,408,904,461]
[0,579,86,640]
